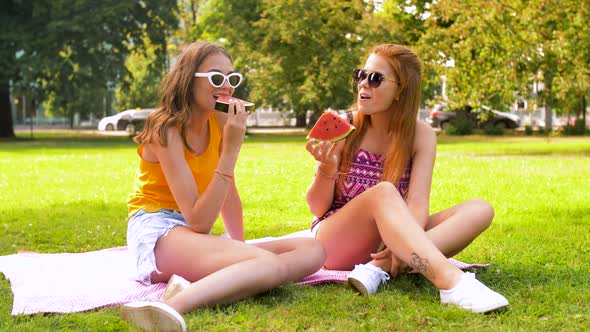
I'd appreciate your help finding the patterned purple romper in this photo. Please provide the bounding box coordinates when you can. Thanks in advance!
[311,148,412,230]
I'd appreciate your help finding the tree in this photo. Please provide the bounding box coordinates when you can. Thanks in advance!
[419,0,589,130]
[114,38,164,112]
[190,0,267,102]
[419,1,527,111]
[0,0,178,135]
[255,0,373,126]
[195,0,371,127]
[0,1,33,138]
[378,0,441,105]
[548,0,590,125]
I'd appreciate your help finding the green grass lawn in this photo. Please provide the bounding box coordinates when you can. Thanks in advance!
[1,133,589,331]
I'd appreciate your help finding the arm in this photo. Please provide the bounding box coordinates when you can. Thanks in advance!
[405,121,437,228]
[151,100,248,234]
[220,181,244,241]
[305,139,345,217]
[217,112,245,241]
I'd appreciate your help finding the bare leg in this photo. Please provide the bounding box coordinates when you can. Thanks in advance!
[424,199,494,257]
[370,199,494,276]
[317,182,463,290]
[152,227,325,313]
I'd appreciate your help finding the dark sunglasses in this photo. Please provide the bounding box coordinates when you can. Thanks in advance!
[194,71,243,88]
[352,68,397,88]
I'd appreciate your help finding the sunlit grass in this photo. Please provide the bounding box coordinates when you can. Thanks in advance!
[1,133,589,330]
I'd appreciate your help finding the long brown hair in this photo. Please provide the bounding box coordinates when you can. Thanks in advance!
[134,41,232,152]
[339,44,422,185]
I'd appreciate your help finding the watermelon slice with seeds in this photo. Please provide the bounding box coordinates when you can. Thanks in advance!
[306,112,355,142]
[215,95,255,113]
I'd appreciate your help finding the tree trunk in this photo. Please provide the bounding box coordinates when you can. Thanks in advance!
[544,103,552,132]
[69,108,74,129]
[543,72,554,132]
[0,80,15,138]
[307,108,323,129]
[583,96,587,128]
[295,111,307,128]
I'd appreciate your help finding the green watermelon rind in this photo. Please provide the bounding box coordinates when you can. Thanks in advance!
[306,113,355,142]
[215,95,255,113]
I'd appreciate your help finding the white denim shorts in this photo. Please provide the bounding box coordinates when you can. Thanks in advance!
[127,209,190,284]
[310,222,321,238]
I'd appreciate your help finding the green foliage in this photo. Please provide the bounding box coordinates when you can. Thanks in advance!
[524,125,534,136]
[194,0,370,126]
[536,127,548,136]
[380,0,431,44]
[483,124,505,136]
[2,0,588,137]
[561,119,588,136]
[1,135,590,330]
[192,0,266,102]
[419,1,527,111]
[114,38,163,112]
[380,1,441,105]
[129,119,147,136]
[254,0,367,116]
[2,0,178,126]
[419,0,589,123]
[445,117,474,135]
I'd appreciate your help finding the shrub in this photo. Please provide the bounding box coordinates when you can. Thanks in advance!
[445,117,474,135]
[483,124,505,136]
[127,119,146,137]
[537,127,547,135]
[561,119,588,136]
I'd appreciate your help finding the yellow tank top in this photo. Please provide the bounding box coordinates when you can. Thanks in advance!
[127,113,222,218]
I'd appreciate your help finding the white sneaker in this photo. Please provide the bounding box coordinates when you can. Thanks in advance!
[440,272,509,313]
[347,263,390,296]
[162,274,191,301]
[121,301,186,332]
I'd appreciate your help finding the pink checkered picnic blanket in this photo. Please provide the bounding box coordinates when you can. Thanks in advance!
[0,230,489,315]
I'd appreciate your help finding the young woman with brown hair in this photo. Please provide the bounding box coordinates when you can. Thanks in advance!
[305,44,508,313]
[120,41,325,331]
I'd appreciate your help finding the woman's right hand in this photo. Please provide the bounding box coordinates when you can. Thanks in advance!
[221,99,249,156]
[370,247,412,278]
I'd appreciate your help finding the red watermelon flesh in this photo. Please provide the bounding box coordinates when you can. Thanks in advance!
[214,95,255,113]
[307,112,355,142]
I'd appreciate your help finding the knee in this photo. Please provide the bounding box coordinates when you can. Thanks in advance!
[303,238,327,271]
[469,199,494,229]
[368,182,403,206]
[287,237,326,273]
[262,255,292,284]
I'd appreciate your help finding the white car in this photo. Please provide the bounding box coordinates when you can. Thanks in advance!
[98,109,155,131]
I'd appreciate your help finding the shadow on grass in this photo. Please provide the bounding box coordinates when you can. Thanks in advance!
[0,135,136,151]
[2,133,309,151]
[245,134,306,144]
[473,150,590,158]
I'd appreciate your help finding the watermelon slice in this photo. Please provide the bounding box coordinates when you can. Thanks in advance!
[306,112,355,142]
[214,95,255,113]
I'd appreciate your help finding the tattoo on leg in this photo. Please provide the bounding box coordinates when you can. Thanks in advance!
[410,253,435,279]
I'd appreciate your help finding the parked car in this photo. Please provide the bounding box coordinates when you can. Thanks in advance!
[425,105,521,130]
[98,109,155,132]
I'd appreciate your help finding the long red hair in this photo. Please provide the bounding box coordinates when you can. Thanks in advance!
[339,44,422,185]
[134,42,232,152]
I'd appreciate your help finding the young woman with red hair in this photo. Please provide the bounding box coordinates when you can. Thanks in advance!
[305,44,508,313]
